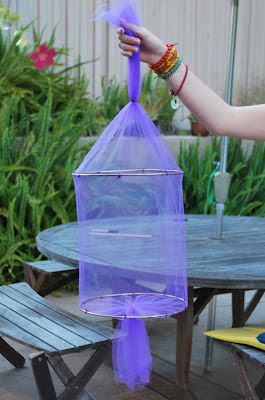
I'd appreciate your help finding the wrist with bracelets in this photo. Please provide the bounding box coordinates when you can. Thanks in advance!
[149,43,188,97]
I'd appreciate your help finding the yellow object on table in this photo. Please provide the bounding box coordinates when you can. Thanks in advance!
[205,326,265,351]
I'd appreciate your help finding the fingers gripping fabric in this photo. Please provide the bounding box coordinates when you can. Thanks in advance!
[73,0,187,391]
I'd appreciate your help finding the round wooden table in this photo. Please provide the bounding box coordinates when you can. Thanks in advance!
[37,214,265,397]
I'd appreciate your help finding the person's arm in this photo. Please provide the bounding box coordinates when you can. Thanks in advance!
[168,63,265,141]
[117,25,265,141]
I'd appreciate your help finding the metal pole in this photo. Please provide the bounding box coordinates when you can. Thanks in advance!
[205,0,239,372]
[214,0,239,239]
[204,296,217,371]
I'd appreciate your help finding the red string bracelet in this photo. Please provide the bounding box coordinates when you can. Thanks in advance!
[170,64,189,97]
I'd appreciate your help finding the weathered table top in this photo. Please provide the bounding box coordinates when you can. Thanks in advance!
[37,214,265,289]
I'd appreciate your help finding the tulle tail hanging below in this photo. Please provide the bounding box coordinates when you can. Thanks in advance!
[112,319,152,391]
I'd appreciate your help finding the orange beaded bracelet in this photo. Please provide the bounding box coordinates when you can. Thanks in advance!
[149,43,182,80]
[149,43,174,71]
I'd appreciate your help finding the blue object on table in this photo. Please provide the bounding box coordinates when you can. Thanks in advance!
[257,332,265,344]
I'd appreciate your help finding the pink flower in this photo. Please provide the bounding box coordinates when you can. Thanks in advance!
[30,44,56,70]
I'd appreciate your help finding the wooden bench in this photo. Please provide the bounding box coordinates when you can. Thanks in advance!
[223,343,265,400]
[0,282,116,400]
[23,260,78,296]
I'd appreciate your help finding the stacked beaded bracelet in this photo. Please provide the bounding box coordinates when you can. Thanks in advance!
[149,43,189,109]
[149,43,182,80]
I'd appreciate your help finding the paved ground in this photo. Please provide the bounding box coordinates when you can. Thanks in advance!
[0,290,264,400]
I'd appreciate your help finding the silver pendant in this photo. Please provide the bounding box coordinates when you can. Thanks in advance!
[171,97,180,110]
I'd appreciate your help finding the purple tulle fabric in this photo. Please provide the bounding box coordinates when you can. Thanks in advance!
[113,319,152,391]
[73,0,187,391]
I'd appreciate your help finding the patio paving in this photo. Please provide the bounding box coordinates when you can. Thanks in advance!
[0,290,264,400]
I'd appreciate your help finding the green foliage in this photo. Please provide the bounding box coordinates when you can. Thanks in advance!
[0,89,95,284]
[99,76,128,121]
[179,138,265,216]
[94,70,176,134]
[140,70,176,132]
[0,20,99,138]
[0,21,96,283]
[0,1,19,27]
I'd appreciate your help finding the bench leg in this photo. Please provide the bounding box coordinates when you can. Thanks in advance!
[24,266,47,294]
[48,354,95,400]
[24,266,78,297]
[56,345,110,400]
[31,345,110,400]
[175,287,199,400]
[40,271,78,297]
[229,347,260,400]
[255,373,265,399]
[30,352,57,400]
[0,337,25,368]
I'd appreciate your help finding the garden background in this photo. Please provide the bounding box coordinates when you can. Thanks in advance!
[0,0,264,285]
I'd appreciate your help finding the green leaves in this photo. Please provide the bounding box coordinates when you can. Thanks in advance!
[140,70,176,132]
[179,138,265,217]
[0,23,96,284]
[0,85,92,283]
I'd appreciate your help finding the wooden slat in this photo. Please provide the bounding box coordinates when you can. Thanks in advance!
[0,285,107,343]
[66,0,81,76]
[38,0,54,41]
[0,314,56,353]
[11,283,115,340]
[232,344,265,369]
[93,0,108,96]
[247,0,264,98]
[15,0,38,42]
[0,291,91,348]
[79,0,95,94]
[53,0,68,67]
[24,260,76,273]
[234,0,251,104]
[0,304,74,352]
[0,283,115,355]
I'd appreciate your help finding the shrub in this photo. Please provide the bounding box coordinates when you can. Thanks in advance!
[95,70,177,134]
[0,15,96,283]
[179,138,265,216]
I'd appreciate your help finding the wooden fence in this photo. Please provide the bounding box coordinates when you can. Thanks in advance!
[4,0,265,104]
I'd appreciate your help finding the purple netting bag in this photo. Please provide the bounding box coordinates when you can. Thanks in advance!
[73,0,187,391]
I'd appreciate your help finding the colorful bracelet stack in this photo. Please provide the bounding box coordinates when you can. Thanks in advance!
[149,43,182,80]
[149,43,189,109]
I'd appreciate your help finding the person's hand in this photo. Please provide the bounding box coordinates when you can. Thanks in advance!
[117,23,167,65]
